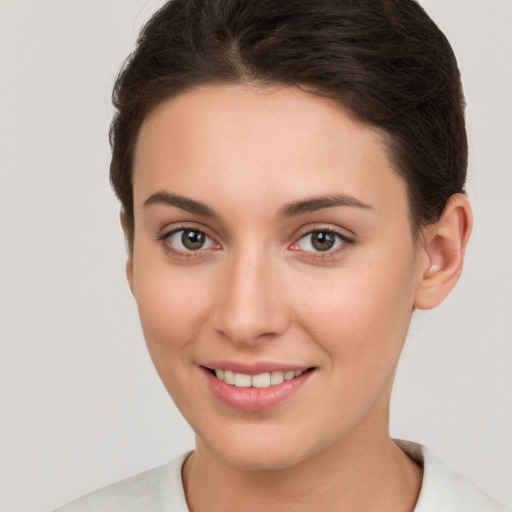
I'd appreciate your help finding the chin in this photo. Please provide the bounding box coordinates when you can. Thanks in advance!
[200,426,318,472]
[217,445,305,472]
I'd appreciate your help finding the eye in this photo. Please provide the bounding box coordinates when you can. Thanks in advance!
[164,228,217,253]
[294,229,350,253]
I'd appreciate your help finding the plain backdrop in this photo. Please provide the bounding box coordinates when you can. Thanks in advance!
[0,1,511,511]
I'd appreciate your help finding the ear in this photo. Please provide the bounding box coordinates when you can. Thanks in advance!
[119,209,134,295]
[414,194,473,310]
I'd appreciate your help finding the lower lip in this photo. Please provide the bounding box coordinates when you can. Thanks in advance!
[202,367,313,412]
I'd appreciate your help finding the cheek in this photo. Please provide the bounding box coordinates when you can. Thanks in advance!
[294,251,417,369]
[132,262,218,415]
[133,261,212,360]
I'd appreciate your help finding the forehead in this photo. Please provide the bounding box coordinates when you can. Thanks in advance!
[132,84,408,219]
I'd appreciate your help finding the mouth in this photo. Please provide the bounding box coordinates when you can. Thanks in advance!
[205,367,313,388]
[201,365,316,412]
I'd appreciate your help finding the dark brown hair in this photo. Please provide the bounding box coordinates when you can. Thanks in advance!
[110,0,467,243]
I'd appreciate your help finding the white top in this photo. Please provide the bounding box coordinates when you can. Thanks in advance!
[54,440,510,511]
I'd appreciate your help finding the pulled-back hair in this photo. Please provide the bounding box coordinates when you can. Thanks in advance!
[110,0,467,241]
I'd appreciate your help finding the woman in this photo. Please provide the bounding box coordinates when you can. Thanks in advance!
[55,0,509,510]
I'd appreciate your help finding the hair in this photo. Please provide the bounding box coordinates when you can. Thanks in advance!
[110,0,467,246]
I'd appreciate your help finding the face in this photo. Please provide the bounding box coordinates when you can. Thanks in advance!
[128,84,424,470]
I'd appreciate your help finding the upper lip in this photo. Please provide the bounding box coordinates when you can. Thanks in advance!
[202,361,312,375]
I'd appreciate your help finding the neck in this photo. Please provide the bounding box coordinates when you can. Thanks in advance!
[182,427,422,512]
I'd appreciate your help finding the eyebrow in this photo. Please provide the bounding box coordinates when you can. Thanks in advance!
[276,194,373,219]
[142,191,373,219]
[143,191,219,218]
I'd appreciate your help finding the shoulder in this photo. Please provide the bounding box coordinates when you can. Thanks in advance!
[395,440,510,512]
[53,452,191,512]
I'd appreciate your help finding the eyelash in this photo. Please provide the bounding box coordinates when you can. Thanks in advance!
[290,227,354,258]
[158,225,218,259]
[158,225,354,260]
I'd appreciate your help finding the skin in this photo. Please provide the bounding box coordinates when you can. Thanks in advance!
[125,84,472,511]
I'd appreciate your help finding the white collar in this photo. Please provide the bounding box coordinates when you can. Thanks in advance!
[394,439,508,511]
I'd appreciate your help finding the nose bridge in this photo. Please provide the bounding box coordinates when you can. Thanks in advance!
[213,242,288,344]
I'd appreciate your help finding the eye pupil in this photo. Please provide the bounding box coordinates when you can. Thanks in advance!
[182,229,205,250]
[312,231,335,251]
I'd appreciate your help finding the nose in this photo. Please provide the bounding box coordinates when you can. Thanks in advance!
[212,248,290,346]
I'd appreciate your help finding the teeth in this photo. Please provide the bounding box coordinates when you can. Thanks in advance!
[251,372,271,388]
[234,373,251,387]
[270,371,285,385]
[224,370,235,385]
[213,369,306,388]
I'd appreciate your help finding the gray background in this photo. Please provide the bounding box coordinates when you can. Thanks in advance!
[0,1,510,510]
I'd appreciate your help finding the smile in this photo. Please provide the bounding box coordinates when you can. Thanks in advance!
[212,369,304,388]
[203,365,315,412]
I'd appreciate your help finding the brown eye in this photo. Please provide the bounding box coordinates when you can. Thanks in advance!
[311,231,336,251]
[165,228,216,253]
[181,229,205,250]
[295,229,349,254]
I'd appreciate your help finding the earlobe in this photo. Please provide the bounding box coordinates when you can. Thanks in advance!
[119,209,135,295]
[414,194,473,310]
